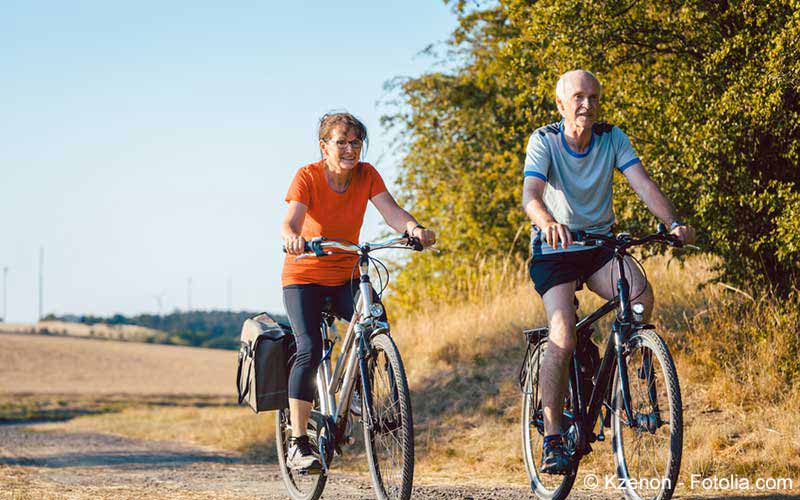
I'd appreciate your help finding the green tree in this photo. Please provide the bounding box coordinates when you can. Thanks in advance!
[385,0,800,308]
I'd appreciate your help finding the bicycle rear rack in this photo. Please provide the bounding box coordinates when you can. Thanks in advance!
[519,327,548,393]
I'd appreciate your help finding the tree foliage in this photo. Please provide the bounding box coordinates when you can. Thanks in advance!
[385,0,800,308]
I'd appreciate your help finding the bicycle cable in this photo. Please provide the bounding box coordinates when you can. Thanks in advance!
[347,253,390,308]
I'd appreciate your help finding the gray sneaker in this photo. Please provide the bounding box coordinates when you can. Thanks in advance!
[286,435,321,472]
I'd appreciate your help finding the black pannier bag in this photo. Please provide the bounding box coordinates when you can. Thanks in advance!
[236,312,295,413]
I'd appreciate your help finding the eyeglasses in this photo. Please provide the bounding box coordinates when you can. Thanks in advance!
[328,139,363,150]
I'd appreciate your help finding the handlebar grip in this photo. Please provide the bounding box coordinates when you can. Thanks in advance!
[281,241,314,253]
[401,230,424,251]
[666,234,684,248]
[409,236,424,251]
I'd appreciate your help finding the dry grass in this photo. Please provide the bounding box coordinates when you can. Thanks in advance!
[387,252,800,487]
[31,406,278,462]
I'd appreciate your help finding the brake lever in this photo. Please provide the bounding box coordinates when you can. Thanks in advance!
[293,251,331,262]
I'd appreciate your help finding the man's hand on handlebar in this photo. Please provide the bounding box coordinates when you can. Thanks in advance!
[284,235,306,255]
[542,221,573,250]
[670,224,696,246]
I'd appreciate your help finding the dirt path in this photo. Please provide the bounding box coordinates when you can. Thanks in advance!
[0,424,563,500]
[3,424,797,500]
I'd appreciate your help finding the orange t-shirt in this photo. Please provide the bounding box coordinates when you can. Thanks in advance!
[281,160,388,287]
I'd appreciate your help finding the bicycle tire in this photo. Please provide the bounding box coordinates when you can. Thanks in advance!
[275,407,328,500]
[612,329,683,500]
[362,333,414,500]
[521,339,578,500]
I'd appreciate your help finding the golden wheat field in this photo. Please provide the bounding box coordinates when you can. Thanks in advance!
[0,332,232,395]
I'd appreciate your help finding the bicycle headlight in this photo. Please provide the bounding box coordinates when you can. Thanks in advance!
[632,303,645,322]
[368,302,384,319]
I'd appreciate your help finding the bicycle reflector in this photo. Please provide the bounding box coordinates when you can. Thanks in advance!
[632,303,645,322]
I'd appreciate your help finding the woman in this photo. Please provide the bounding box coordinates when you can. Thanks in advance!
[281,112,436,471]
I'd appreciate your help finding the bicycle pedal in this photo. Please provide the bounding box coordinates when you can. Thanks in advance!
[296,465,323,476]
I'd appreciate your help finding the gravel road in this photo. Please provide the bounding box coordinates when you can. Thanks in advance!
[0,424,616,500]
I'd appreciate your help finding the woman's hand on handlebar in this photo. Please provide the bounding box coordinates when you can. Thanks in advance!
[411,226,436,247]
[284,235,307,255]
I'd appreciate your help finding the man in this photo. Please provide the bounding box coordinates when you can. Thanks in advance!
[521,70,696,474]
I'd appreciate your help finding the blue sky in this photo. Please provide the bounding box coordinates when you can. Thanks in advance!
[1,1,458,322]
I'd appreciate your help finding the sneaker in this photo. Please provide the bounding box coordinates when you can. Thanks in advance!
[286,435,321,472]
[540,438,571,475]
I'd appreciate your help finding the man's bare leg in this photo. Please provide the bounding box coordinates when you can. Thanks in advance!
[540,281,578,437]
[586,255,653,318]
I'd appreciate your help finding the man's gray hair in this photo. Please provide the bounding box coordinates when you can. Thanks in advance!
[555,70,602,101]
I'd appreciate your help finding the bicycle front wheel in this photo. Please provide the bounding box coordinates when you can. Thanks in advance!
[276,407,327,500]
[362,333,414,500]
[612,329,683,500]
[521,339,578,500]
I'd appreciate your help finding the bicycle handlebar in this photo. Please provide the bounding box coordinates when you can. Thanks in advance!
[283,233,425,260]
[574,223,684,250]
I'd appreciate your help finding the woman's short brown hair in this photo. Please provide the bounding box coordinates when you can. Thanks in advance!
[318,111,368,158]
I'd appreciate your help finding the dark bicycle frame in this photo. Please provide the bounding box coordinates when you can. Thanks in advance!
[524,228,680,464]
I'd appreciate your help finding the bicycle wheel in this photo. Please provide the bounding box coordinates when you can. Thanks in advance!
[362,333,414,500]
[612,329,682,500]
[275,407,328,500]
[521,340,578,500]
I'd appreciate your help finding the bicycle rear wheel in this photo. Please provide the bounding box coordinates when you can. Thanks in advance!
[276,407,328,500]
[521,340,578,500]
[362,333,414,500]
[612,329,682,500]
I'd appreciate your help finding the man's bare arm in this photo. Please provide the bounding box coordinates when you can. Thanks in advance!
[522,176,572,249]
[623,163,696,243]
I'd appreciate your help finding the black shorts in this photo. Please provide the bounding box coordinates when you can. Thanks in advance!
[529,247,615,297]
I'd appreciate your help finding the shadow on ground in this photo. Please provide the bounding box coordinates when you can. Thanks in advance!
[0,393,235,424]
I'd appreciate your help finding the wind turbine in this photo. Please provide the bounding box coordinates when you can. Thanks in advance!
[152,291,166,317]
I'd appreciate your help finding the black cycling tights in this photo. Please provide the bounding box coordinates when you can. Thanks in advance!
[283,280,382,403]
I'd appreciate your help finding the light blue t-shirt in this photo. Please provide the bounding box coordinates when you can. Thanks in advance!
[524,121,639,256]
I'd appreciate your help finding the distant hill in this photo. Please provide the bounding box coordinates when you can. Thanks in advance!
[0,321,168,343]
[43,310,289,350]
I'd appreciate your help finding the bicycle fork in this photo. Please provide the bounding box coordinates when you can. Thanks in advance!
[357,332,376,431]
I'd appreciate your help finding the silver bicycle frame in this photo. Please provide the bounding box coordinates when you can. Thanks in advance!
[292,235,408,428]
[314,259,382,426]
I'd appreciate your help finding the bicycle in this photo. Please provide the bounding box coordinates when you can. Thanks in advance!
[520,224,685,500]
[276,233,425,500]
